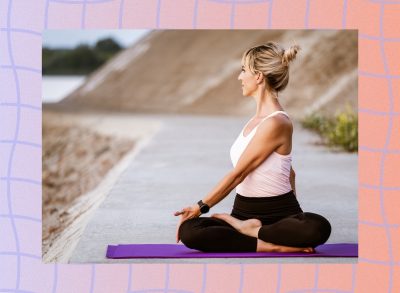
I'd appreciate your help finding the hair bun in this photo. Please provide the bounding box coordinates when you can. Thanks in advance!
[282,44,300,66]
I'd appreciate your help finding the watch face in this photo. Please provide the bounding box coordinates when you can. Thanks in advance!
[201,205,210,213]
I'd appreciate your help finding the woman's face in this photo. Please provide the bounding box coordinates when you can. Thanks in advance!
[238,62,259,97]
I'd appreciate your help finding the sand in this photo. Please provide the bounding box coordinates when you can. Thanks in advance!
[52,30,357,119]
[42,110,161,262]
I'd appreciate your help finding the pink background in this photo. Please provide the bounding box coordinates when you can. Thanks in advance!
[0,0,399,292]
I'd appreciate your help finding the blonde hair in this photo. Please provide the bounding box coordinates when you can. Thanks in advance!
[241,41,300,93]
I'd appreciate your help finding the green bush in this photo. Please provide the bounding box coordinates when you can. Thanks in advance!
[301,106,358,152]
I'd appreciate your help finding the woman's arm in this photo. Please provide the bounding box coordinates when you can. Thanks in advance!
[175,117,289,214]
[174,117,290,242]
[202,118,288,207]
[290,166,296,196]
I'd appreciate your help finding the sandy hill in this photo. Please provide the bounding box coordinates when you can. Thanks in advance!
[45,30,357,120]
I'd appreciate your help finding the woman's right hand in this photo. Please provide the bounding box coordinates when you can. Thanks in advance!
[174,204,201,243]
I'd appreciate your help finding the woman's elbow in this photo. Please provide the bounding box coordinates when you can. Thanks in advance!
[229,169,247,184]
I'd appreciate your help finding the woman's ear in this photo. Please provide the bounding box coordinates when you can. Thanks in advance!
[257,72,264,84]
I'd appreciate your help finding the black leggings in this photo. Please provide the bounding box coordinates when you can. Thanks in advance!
[178,191,331,252]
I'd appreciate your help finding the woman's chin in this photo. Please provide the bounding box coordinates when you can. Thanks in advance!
[241,88,254,97]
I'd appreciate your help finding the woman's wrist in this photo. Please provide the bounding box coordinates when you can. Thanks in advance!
[197,200,210,214]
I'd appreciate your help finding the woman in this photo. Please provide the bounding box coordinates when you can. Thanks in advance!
[174,42,331,253]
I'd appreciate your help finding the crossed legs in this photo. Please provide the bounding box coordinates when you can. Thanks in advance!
[178,212,330,253]
[211,213,315,253]
[178,216,258,252]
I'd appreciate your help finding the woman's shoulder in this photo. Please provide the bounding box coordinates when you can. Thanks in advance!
[257,113,293,137]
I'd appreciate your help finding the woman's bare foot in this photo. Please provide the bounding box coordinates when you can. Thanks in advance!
[212,213,262,238]
[212,213,315,254]
[257,239,315,253]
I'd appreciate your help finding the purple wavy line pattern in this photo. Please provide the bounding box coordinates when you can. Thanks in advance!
[0,0,399,292]
[2,1,22,292]
[376,3,395,292]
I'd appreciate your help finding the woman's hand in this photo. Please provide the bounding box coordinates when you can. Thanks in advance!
[174,204,201,243]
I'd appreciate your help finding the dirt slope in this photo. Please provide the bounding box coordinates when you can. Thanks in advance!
[46,30,357,119]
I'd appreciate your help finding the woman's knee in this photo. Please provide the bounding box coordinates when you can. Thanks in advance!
[303,212,332,245]
[178,218,203,249]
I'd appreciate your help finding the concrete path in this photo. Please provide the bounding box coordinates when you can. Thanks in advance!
[70,114,357,263]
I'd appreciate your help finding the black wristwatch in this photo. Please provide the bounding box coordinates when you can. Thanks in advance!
[197,200,210,214]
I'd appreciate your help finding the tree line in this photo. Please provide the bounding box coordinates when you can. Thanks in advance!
[43,38,122,75]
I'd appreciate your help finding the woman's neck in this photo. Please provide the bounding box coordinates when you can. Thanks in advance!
[253,88,283,118]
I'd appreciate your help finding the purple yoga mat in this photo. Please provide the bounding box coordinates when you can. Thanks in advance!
[106,243,358,259]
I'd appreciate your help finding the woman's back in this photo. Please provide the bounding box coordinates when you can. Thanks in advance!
[230,111,293,197]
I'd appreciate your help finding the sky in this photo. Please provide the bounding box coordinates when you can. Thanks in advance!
[43,30,151,49]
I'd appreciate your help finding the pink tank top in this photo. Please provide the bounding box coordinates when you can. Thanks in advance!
[230,111,292,197]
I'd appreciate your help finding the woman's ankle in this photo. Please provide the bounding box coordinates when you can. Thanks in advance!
[239,219,262,237]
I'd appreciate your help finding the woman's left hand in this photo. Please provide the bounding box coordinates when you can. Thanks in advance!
[174,204,201,243]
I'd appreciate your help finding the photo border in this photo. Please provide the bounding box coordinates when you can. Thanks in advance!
[0,0,398,292]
